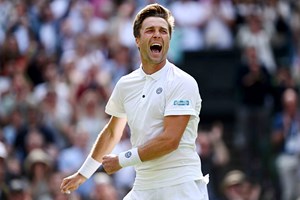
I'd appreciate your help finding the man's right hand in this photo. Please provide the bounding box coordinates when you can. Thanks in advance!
[60,172,87,194]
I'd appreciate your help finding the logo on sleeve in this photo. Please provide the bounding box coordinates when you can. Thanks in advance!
[125,151,132,158]
[173,100,190,106]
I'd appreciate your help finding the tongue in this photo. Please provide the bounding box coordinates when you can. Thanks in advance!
[151,49,160,53]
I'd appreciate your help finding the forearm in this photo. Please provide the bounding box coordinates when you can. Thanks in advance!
[78,117,126,177]
[90,125,122,162]
[138,132,179,162]
[137,115,189,162]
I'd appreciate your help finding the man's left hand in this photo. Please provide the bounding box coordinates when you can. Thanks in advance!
[102,154,122,174]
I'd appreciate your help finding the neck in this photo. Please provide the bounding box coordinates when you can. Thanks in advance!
[142,60,166,75]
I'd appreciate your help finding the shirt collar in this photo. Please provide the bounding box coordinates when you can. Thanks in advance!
[139,60,171,81]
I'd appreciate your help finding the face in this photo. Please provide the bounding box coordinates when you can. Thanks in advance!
[136,17,170,66]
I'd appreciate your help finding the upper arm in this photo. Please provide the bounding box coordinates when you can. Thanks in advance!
[163,115,190,148]
[106,116,128,139]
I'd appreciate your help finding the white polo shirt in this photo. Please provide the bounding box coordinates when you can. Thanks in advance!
[105,60,203,190]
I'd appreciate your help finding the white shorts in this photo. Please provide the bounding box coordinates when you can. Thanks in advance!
[123,180,209,200]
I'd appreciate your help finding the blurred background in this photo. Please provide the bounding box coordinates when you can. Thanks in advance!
[0,0,300,199]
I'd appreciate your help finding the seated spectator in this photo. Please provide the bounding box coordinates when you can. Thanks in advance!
[197,121,230,199]
[42,170,82,200]
[90,172,119,200]
[2,107,24,154]
[13,106,57,162]
[221,169,261,200]
[0,141,9,200]
[57,126,94,199]
[75,89,109,149]
[7,177,31,200]
[24,148,54,200]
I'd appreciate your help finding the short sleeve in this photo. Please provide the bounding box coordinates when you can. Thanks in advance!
[105,81,127,118]
[164,76,201,117]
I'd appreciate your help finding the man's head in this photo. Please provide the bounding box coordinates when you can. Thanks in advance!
[133,3,174,39]
[282,88,298,115]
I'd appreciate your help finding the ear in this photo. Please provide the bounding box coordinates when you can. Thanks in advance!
[135,37,140,48]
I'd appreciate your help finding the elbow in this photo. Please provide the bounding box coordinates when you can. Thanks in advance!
[165,138,180,152]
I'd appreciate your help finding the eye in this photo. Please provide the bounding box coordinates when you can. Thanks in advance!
[160,29,168,34]
[146,30,153,33]
[145,28,154,34]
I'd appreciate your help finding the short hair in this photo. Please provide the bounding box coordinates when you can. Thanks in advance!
[133,3,175,38]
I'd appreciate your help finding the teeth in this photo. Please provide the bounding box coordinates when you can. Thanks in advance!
[151,43,161,47]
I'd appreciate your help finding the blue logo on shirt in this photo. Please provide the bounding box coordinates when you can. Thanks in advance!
[125,151,132,158]
[156,87,163,94]
[173,100,190,106]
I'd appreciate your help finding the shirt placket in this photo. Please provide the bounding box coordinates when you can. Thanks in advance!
[140,76,152,105]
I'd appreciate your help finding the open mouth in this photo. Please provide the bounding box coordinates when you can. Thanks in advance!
[150,43,162,53]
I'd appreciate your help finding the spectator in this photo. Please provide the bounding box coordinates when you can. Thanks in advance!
[47,170,82,200]
[221,169,261,200]
[270,66,296,114]
[32,61,70,106]
[24,148,54,200]
[38,2,60,57]
[2,107,24,154]
[0,141,9,200]
[57,126,94,199]
[271,88,300,200]
[202,0,235,49]
[90,172,119,200]
[234,46,273,186]
[6,1,33,55]
[0,65,32,126]
[13,106,56,162]
[106,0,136,51]
[169,0,206,51]
[38,87,73,149]
[75,89,108,149]
[60,33,106,81]
[236,12,276,74]
[7,177,31,200]
[0,0,13,45]
[104,45,135,88]
[197,121,230,200]
[25,50,49,87]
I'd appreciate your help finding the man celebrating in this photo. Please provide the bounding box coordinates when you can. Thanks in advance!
[60,3,209,200]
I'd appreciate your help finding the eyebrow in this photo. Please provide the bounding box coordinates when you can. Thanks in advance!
[145,26,168,31]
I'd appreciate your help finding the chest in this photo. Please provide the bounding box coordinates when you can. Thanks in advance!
[122,77,167,125]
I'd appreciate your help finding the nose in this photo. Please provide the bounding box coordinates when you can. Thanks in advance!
[153,30,161,38]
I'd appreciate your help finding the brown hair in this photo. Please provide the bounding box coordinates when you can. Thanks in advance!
[133,3,175,38]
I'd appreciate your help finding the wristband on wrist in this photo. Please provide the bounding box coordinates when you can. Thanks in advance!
[118,147,142,167]
[78,156,101,179]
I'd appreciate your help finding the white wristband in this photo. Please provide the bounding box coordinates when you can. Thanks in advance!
[78,156,101,179]
[118,147,142,167]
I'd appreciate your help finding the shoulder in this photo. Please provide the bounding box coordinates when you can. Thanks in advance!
[115,68,141,86]
[167,63,199,87]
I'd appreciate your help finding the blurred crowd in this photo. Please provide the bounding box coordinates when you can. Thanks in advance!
[0,0,300,200]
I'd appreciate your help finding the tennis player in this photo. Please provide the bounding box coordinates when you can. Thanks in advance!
[60,3,209,200]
